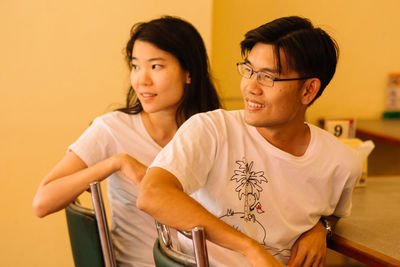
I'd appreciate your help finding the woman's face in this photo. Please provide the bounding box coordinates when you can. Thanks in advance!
[130,40,190,115]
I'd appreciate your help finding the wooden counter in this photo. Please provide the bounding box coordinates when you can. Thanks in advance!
[357,119,400,146]
[328,177,400,266]
[356,119,400,175]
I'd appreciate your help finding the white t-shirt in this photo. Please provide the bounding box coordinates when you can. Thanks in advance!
[150,109,363,266]
[69,111,161,267]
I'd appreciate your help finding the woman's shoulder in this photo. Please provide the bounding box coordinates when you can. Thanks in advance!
[94,110,138,122]
[91,111,141,130]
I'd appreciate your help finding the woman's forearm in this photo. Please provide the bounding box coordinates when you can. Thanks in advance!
[32,152,119,217]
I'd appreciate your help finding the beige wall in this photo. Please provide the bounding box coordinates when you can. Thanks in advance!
[212,0,400,123]
[0,1,212,266]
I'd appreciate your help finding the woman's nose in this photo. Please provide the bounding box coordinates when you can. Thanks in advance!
[140,70,153,85]
[133,69,152,86]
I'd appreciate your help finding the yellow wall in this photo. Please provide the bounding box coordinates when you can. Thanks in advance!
[212,0,400,123]
[2,1,400,266]
[0,1,212,266]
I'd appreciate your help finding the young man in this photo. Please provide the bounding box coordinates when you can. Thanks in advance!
[137,16,362,267]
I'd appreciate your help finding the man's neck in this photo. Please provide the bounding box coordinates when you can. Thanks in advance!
[256,122,311,157]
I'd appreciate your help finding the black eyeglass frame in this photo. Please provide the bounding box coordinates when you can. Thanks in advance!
[236,62,313,87]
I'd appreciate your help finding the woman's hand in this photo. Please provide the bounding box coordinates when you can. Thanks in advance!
[114,154,148,185]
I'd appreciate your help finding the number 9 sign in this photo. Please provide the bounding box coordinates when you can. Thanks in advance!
[334,124,343,137]
[324,119,355,138]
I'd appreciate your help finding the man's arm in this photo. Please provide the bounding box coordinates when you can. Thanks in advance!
[137,167,283,267]
[287,215,339,267]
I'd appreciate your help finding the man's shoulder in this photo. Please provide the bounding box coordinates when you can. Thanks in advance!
[190,109,245,124]
[310,124,363,169]
[179,109,247,138]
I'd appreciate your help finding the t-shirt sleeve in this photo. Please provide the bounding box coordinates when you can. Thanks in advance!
[332,153,363,218]
[150,113,220,194]
[69,117,115,167]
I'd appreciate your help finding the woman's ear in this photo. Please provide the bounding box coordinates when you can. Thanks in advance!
[301,78,321,105]
[185,72,191,84]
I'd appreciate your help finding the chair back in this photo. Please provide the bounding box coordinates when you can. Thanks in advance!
[154,221,209,267]
[65,200,105,267]
[65,182,116,267]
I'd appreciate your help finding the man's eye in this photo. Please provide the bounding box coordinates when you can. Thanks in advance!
[243,66,252,74]
[259,72,272,81]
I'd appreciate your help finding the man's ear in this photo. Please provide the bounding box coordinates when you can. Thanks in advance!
[301,78,321,105]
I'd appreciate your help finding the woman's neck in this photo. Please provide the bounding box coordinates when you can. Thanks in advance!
[141,111,179,147]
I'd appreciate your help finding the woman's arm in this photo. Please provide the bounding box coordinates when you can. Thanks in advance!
[137,167,283,267]
[32,150,146,218]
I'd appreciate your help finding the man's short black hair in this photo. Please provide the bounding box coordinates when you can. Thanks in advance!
[241,16,339,105]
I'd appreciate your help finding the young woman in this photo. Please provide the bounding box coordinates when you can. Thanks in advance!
[33,16,221,267]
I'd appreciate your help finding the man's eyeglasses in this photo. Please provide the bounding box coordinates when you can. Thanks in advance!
[236,62,312,87]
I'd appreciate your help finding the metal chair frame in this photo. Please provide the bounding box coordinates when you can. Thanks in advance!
[66,182,116,267]
[89,182,116,267]
[155,221,209,267]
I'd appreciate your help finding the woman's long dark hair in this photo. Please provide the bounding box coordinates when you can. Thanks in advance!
[118,16,221,126]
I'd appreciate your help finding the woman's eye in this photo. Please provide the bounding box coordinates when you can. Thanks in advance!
[152,64,163,70]
[131,64,139,70]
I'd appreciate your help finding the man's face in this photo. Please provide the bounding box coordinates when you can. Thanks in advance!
[240,43,306,129]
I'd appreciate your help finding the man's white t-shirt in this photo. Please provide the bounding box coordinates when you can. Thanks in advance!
[150,109,362,266]
[69,111,160,267]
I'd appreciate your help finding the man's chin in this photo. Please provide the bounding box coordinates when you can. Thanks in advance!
[244,115,265,127]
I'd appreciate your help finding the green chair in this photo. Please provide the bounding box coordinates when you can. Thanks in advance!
[65,182,116,267]
[154,222,209,267]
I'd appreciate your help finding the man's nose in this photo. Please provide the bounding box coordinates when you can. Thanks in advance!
[247,74,263,95]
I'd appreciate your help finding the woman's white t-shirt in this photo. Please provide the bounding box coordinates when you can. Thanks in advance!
[69,111,160,267]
